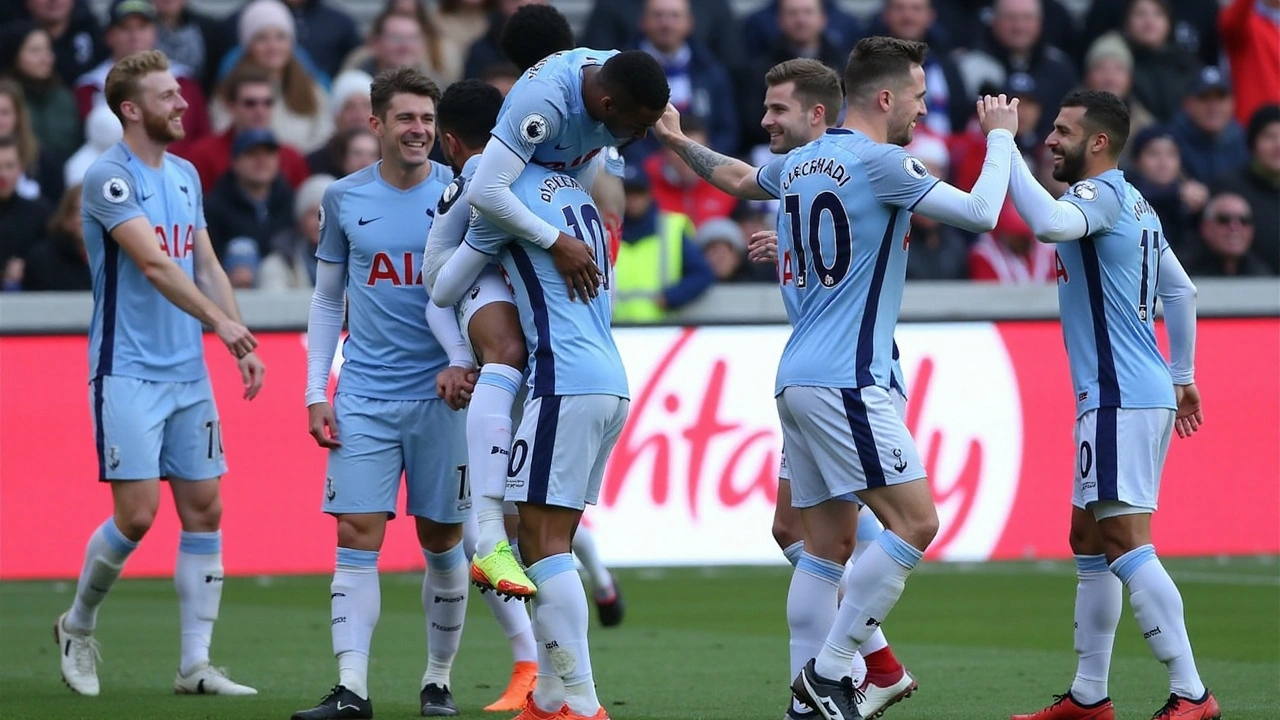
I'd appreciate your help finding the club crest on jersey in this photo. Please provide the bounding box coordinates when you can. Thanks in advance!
[1069,181,1099,202]
[902,156,929,179]
[438,178,464,214]
[521,113,550,143]
[317,204,326,230]
[102,177,130,203]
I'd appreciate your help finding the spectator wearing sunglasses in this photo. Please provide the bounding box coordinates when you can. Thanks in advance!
[1184,192,1272,277]
[1211,104,1280,273]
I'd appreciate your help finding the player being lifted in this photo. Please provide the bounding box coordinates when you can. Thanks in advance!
[58,49,263,698]
[295,68,470,720]
[655,37,1020,720]
[1006,91,1217,720]
[455,12,670,600]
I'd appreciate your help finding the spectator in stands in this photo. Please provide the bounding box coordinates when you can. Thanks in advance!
[633,0,738,157]
[1123,0,1200,123]
[22,183,90,291]
[0,136,52,291]
[956,0,1076,139]
[212,0,332,153]
[582,0,743,73]
[223,0,360,81]
[74,0,210,156]
[1083,0,1220,69]
[1183,192,1273,277]
[873,0,970,135]
[259,172,331,289]
[1126,125,1207,256]
[969,199,1057,284]
[222,236,261,288]
[612,165,714,323]
[1170,67,1249,185]
[337,128,379,177]
[64,103,122,188]
[342,11,434,83]
[479,61,520,97]
[1212,105,1280,274]
[461,0,542,80]
[937,0,1079,58]
[744,0,859,62]
[306,70,372,176]
[23,0,108,87]
[1220,0,1280,128]
[1005,73,1045,153]
[644,116,735,228]
[204,128,295,259]
[0,79,63,202]
[1081,32,1155,166]
[434,0,496,84]
[182,66,310,191]
[738,0,846,154]
[696,217,773,284]
[152,0,230,94]
[904,133,968,280]
[0,22,81,161]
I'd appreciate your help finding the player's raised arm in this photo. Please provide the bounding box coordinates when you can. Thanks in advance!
[431,241,493,308]
[652,104,777,200]
[1006,145,1090,242]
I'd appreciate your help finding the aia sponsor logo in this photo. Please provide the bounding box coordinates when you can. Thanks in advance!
[366,251,423,286]
[155,224,195,258]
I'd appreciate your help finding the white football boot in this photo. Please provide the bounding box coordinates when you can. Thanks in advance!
[174,662,258,695]
[857,667,918,719]
[54,612,101,696]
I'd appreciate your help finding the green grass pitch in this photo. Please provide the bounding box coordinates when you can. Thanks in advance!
[3,558,1277,720]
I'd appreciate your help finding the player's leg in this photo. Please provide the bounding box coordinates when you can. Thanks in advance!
[1094,409,1216,719]
[850,505,918,718]
[405,398,472,717]
[292,394,402,720]
[58,376,166,696]
[464,273,535,596]
[571,524,624,627]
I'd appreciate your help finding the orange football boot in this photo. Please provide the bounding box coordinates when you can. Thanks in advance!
[559,705,610,720]
[1011,692,1116,720]
[1150,691,1221,720]
[484,661,538,712]
[512,697,564,720]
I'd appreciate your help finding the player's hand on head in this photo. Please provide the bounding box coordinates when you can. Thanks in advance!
[307,401,341,448]
[215,318,258,359]
[652,103,683,145]
[977,94,1020,137]
[550,231,601,302]
[748,230,778,264]
[1173,383,1203,438]
[436,367,477,410]
[238,352,266,400]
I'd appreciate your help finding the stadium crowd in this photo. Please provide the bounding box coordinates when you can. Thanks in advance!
[0,0,1276,299]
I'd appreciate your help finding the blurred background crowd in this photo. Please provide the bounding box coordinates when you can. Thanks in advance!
[0,0,1276,318]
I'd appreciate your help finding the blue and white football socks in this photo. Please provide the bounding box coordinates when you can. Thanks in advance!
[1112,545,1206,700]
[790,553,843,683]
[175,530,223,675]
[67,518,138,633]
[332,547,380,699]
[422,544,469,689]
[1070,554,1122,705]
[528,553,599,716]
[470,364,523,557]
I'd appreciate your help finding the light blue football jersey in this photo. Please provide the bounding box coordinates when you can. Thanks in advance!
[758,128,939,395]
[316,161,455,400]
[83,142,207,382]
[491,47,621,175]
[1055,169,1175,416]
[465,165,627,400]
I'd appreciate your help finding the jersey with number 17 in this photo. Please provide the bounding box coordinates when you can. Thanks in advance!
[1054,169,1176,417]
[757,128,939,396]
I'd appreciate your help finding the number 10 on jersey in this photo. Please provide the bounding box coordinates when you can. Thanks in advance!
[782,191,854,289]
[562,204,611,290]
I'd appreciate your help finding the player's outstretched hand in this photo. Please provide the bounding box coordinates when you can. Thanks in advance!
[977,94,1020,137]
[652,103,683,146]
[549,231,601,302]
[748,230,778,265]
[308,401,341,449]
[238,352,265,400]
[216,318,258,359]
[1174,383,1203,438]
[437,367,478,411]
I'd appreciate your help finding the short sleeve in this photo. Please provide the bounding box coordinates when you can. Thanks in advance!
[756,156,786,199]
[603,146,626,178]
[865,145,940,209]
[315,185,347,262]
[490,84,568,163]
[82,160,146,232]
[1059,179,1123,236]
[464,209,508,257]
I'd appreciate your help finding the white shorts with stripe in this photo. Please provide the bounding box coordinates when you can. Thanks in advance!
[455,265,515,361]
[777,386,906,485]
[777,385,924,509]
[1072,407,1175,518]
[504,394,630,510]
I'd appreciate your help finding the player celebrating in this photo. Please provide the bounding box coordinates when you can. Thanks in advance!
[57,49,263,698]
[1006,91,1217,720]
[294,67,470,720]
[656,37,1019,720]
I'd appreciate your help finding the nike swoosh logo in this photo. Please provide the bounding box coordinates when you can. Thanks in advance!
[554,143,572,150]
[425,208,435,217]
[140,193,153,201]
[179,185,188,193]
[358,216,382,225]
[336,702,360,710]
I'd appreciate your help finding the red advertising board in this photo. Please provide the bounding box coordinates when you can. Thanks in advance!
[1,320,1276,579]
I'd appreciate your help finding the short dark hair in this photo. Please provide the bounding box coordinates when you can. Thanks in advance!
[766,58,843,126]
[501,4,574,72]
[370,66,441,119]
[437,79,503,149]
[843,36,928,104]
[1060,90,1131,156]
[600,50,670,111]
[223,65,271,104]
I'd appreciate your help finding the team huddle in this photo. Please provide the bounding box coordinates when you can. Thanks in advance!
[60,4,1217,720]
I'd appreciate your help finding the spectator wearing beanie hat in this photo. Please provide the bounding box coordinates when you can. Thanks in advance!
[223,236,262,289]
[220,0,360,80]
[211,0,332,153]
[1082,32,1156,165]
[259,173,333,290]
[695,217,772,284]
[1212,105,1280,273]
[1126,124,1207,256]
[306,70,372,177]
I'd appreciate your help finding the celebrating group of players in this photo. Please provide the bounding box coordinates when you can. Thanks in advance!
[56,3,1219,720]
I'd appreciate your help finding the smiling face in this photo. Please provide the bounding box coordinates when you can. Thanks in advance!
[761,80,824,153]
[372,91,436,169]
[126,69,188,142]
[887,64,927,147]
[1045,106,1092,184]
[16,29,55,82]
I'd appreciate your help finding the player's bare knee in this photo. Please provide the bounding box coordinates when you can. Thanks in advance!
[114,506,157,541]
[891,507,939,551]
[486,336,527,370]
[771,517,802,551]
[415,518,463,553]
[335,514,386,552]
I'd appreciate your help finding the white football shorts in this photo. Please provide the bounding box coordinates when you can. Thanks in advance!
[1072,406,1175,519]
